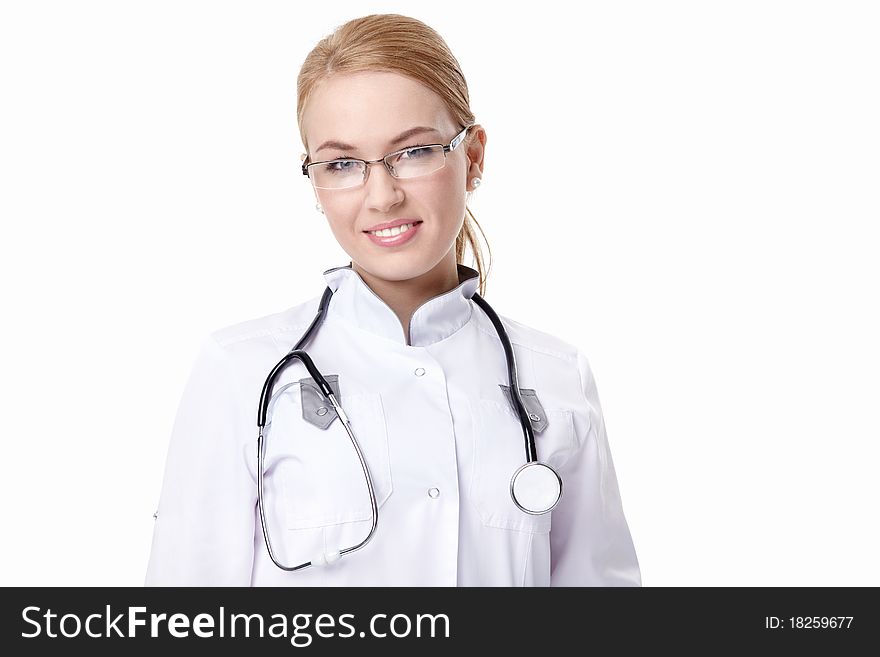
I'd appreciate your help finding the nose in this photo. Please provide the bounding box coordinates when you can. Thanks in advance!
[364,160,404,212]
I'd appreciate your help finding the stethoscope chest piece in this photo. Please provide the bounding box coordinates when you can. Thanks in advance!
[510,461,563,515]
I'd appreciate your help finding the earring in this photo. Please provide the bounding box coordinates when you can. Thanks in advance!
[472,177,482,189]
[316,203,324,214]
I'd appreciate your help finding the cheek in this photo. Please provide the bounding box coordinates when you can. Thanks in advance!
[425,162,466,212]
[325,213,359,244]
[434,171,467,226]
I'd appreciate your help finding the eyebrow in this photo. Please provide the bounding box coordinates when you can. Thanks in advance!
[315,126,442,154]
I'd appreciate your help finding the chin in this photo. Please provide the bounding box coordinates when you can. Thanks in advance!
[357,255,437,282]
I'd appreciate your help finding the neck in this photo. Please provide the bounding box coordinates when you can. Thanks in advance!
[352,251,462,345]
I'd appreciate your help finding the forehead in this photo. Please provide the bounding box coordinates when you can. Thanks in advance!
[303,71,454,153]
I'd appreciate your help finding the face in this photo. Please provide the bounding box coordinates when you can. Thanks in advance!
[301,71,484,283]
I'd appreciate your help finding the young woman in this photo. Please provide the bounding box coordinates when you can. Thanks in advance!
[145,13,641,587]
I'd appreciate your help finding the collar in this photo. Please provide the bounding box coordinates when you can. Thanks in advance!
[321,263,480,347]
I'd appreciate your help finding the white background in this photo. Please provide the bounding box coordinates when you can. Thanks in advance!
[1,0,877,586]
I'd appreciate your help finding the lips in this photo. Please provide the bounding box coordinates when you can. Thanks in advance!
[363,218,422,232]
[365,220,422,247]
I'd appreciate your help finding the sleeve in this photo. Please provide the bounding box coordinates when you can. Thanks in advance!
[549,351,642,586]
[145,333,257,586]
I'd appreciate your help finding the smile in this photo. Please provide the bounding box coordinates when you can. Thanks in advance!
[367,222,419,237]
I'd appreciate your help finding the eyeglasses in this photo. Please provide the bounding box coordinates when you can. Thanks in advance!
[301,125,472,190]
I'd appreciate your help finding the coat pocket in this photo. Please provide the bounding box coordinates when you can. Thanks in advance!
[263,384,392,530]
[471,397,576,533]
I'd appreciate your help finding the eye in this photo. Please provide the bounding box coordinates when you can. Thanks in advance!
[323,159,359,174]
[399,144,432,159]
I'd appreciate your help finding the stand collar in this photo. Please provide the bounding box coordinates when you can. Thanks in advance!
[321,263,480,347]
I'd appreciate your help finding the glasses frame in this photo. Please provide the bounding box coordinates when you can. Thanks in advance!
[301,124,473,190]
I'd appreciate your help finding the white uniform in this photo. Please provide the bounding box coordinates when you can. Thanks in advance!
[145,263,641,586]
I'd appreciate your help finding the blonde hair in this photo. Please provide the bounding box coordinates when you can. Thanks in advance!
[296,13,492,297]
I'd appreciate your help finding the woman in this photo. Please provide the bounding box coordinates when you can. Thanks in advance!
[145,13,641,586]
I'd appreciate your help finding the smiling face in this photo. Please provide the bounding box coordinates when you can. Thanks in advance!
[302,71,479,283]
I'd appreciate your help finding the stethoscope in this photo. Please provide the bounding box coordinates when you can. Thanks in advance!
[256,281,564,572]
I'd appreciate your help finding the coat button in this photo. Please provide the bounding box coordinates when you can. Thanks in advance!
[428,487,440,499]
[414,367,426,377]
[316,406,328,416]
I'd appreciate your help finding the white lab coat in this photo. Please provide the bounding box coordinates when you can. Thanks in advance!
[145,264,641,586]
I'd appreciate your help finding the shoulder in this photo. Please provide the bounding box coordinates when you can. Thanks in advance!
[470,304,597,397]
[200,293,323,367]
[470,305,601,428]
[471,303,581,364]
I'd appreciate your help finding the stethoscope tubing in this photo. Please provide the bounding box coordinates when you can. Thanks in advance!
[256,284,542,571]
[257,388,378,571]
[470,293,538,464]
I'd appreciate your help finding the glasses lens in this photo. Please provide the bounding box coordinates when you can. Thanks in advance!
[310,159,366,189]
[388,145,446,179]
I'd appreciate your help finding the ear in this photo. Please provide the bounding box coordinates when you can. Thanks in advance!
[465,125,486,191]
